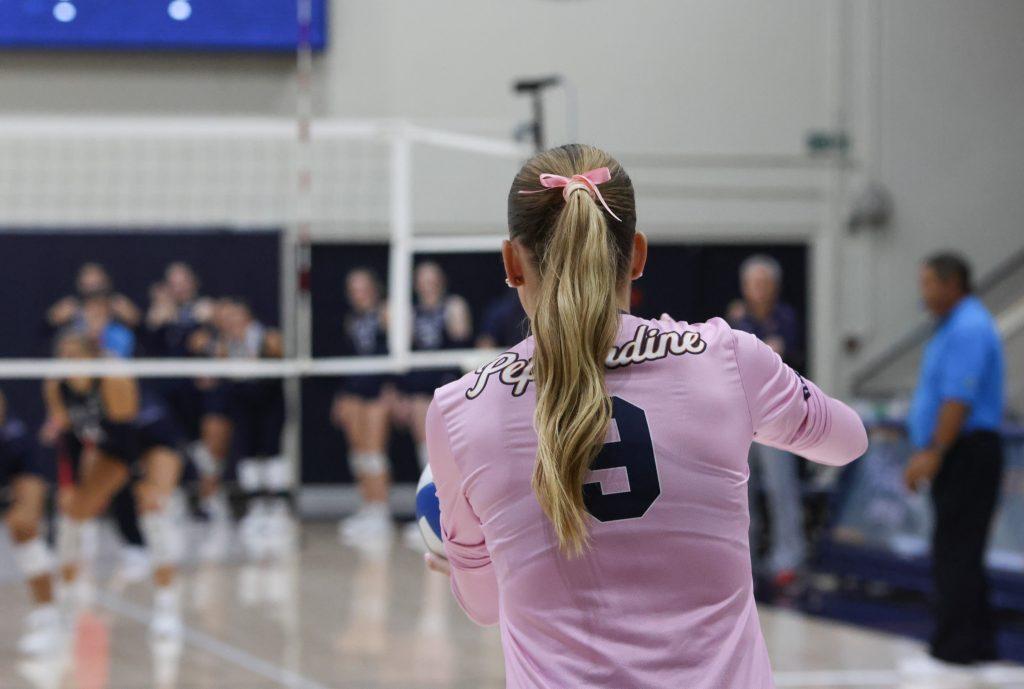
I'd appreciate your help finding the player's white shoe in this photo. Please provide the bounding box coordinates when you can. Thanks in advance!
[17,605,62,656]
[115,545,152,583]
[897,653,978,681]
[149,587,183,640]
[339,503,394,547]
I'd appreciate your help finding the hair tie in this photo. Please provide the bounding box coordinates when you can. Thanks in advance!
[518,167,622,222]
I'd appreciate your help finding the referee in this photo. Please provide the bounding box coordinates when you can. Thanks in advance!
[904,252,1005,665]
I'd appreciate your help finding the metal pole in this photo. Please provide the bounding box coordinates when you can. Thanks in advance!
[287,0,314,505]
[387,128,413,370]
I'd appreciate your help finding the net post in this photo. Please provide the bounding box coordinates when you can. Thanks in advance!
[387,125,414,369]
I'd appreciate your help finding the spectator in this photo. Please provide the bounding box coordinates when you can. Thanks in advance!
[82,293,135,358]
[47,262,139,333]
[904,252,1005,666]
[144,262,214,357]
[729,254,805,587]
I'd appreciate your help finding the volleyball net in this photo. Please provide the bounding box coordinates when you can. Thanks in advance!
[0,116,531,381]
[0,116,535,516]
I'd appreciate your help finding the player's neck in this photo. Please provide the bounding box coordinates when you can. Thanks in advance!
[617,284,632,314]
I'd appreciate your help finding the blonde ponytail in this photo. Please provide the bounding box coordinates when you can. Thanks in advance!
[531,189,620,555]
[507,143,636,557]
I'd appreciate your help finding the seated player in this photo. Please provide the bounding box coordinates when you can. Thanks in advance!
[332,268,395,545]
[43,331,185,638]
[217,298,290,557]
[0,389,59,655]
[424,144,868,689]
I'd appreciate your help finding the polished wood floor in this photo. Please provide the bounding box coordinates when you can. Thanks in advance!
[0,521,1021,689]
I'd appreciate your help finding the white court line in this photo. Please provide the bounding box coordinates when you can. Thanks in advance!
[96,590,334,689]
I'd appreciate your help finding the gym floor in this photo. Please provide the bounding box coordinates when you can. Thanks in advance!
[0,522,1022,689]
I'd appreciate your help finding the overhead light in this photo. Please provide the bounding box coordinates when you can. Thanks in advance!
[168,0,192,21]
[52,1,76,22]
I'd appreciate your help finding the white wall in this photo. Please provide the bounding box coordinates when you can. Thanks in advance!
[839,1,1024,385]
[2,0,1022,389]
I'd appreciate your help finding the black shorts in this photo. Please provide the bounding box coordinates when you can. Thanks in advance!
[150,378,230,440]
[65,408,183,471]
[398,368,461,396]
[230,380,285,459]
[136,405,186,456]
[0,445,56,489]
[338,375,393,401]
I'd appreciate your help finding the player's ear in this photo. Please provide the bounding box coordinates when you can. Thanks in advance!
[501,239,525,287]
[630,232,648,281]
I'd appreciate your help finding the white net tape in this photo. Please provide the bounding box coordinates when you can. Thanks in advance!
[0,350,501,380]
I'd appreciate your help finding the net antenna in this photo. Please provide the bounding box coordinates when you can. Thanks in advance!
[513,76,562,152]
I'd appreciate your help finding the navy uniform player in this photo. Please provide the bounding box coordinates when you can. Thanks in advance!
[0,389,59,654]
[43,331,184,638]
[399,262,471,548]
[332,268,396,545]
[217,298,289,557]
[401,262,472,468]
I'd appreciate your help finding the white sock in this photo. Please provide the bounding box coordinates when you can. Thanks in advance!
[154,584,180,612]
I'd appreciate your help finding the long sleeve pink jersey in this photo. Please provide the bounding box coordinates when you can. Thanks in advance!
[426,314,868,689]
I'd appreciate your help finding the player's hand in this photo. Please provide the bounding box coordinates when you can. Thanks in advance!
[38,417,64,445]
[904,449,942,492]
[424,552,451,577]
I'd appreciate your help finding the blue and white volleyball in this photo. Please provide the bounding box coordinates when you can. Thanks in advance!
[415,466,446,558]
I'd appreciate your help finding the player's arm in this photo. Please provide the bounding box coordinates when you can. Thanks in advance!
[425,399,499,627]
[101,377,139,422]
[263,329,284,358]
[444,296,473,343]
[733,329,868,466]
[41,380,70,442]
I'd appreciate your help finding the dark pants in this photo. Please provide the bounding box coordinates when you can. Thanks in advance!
[930,430,1003,664]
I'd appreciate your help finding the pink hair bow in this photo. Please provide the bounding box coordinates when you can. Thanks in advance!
[518,166,622,222]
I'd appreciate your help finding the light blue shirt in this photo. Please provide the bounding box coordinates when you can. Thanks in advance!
[907,295,1004,448]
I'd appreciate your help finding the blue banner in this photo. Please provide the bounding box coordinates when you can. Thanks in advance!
[0,0,327,51]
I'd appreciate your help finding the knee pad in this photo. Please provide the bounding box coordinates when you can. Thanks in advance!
[140,504,181,568]
[13,537,53,579]
[262,456,292,493]
[189,441,221,478]
[237,459,263,493]
[349,451,388,477]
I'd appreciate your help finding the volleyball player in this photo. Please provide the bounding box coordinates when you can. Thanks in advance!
[43,331,185,638]
[331,268,395,545]
[424,144,868,688]
[398,262,471,547]
[0,389,59,654]
[144,264,227,505]
[218,298,290,557]
[401,261,472,469]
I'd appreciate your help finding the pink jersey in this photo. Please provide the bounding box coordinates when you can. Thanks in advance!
[426,313,867,689]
